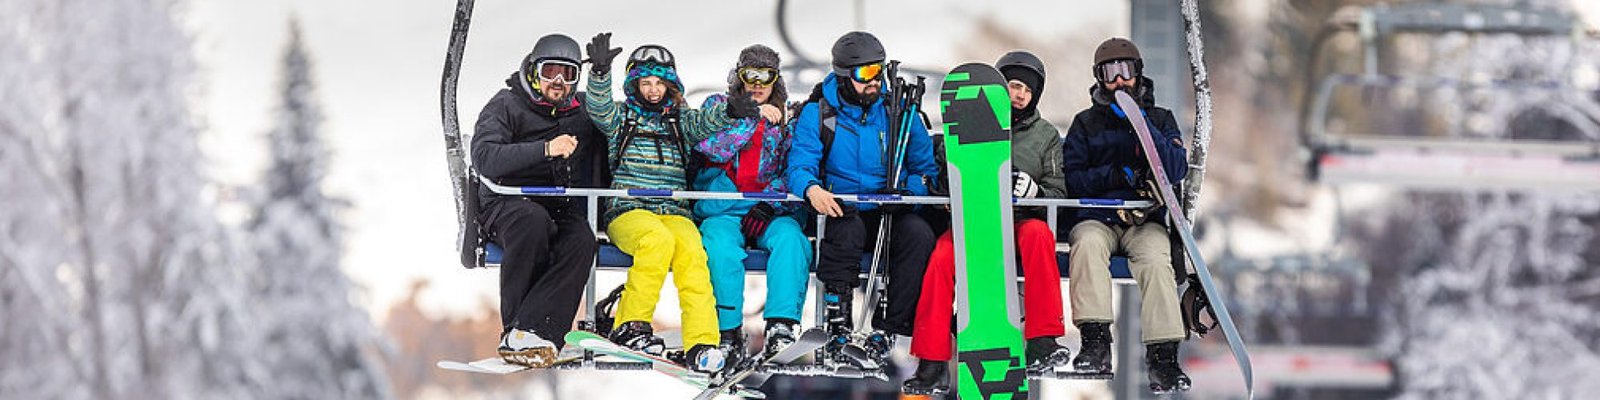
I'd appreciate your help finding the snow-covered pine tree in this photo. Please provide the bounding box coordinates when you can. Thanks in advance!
[0,0,262,398]
[244,18,392,400]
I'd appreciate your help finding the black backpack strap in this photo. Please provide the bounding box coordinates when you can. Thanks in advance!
[661,110,694,184]
[611,108,640,176]
[815,100,837,186]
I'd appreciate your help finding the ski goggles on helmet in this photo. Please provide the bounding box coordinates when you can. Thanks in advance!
[847,62,884,83]
[628,45,675,68]
[737,67,779,86]
[1096,59,1140,83]
[535,59,581,85]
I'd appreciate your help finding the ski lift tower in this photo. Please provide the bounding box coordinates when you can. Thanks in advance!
[1301,3,1600,191]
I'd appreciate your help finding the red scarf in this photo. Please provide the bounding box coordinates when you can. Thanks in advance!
[729,119,766,192]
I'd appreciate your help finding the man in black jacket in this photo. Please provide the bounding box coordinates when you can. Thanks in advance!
[470,33,607,367]
[1062,37,1192,392]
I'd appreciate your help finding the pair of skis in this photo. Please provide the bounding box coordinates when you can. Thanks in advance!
[938,65,1252,399]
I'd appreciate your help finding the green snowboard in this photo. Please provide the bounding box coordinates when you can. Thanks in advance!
[940,63,1027,400]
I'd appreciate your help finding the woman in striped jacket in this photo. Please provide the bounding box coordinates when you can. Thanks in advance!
[582,33,763,374]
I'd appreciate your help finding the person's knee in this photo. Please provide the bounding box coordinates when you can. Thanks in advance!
[1017,219,1054,243]
[634,227,675,254]
[1069,222,1115,253]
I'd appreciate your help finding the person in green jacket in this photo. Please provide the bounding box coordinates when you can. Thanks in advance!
[903,50,1071,395]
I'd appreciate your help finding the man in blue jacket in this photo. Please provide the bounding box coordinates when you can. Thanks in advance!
[787,31,940,365]
[1062,37,1191,392]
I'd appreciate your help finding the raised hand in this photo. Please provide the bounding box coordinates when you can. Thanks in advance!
[585,32,622,76]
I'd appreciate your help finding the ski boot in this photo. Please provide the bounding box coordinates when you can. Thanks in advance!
[820,285,856,367]
[1146,341,1192,394]
[862,330,894,369]
[685,344,729,375]
[720,326,748,368]
[1025,336,1072,373]
[1072,322,1112,374]
[498,328,558,368]
[900,358,950,397]
[762,318,800,359]
[609,320,666,355]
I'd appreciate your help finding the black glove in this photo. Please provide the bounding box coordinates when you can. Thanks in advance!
[874,188,915,215]
[740,202,777,247]
[726,94,761,119]
[585,32,622,76]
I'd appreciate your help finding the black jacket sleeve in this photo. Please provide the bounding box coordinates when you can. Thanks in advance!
[470,93,549,179]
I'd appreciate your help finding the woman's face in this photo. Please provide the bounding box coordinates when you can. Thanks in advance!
[743,82,772,104]
[638,76,667,103]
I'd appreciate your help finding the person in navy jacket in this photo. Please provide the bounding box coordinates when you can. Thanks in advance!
[1061,37,1192,392]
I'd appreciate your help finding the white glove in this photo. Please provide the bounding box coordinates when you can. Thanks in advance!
[1013,171,1039,198]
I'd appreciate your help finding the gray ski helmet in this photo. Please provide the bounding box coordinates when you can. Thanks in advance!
[830,31,885,75]
[531,34,583,64]
[523,34,582,85]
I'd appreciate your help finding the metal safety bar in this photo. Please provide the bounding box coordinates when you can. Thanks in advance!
[478,176,1157,362]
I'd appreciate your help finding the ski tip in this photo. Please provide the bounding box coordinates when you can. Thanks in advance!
[942,63,1004,84]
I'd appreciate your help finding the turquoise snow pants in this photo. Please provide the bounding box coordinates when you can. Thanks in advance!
[699,214,812,330]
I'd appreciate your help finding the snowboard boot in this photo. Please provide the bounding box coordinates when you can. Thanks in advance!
[720,326,748,368]
[900,358,950,396]
[685,344,729,374]
[1146,341,1192,394]
[609,320,666,355]
[1025,336,1072,373]
[762,318,800,359]
[498,328,558,368]
[1072,322,1113,374]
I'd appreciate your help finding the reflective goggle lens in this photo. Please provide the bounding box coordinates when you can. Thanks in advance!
[851,63,884,82]
[537,60,580,85]
[738,67,778,86]
[1097,60,1138,83]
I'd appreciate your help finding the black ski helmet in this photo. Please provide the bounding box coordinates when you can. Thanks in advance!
[830,31,885,76]
[996,51,1046,83]
[996,50,1046,95]
[522,34,582,88]
[996,50,1046,120]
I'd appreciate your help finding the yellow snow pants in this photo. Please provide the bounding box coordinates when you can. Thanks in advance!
[606,209,719,348]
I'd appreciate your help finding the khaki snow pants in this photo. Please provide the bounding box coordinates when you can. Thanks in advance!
[1067,220,1186,343]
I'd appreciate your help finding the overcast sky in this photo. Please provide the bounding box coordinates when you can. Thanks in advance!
[187,0,1600,321]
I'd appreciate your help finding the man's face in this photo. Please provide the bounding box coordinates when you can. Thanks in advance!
[539,79,570,102]
[638,76,667,103]
[743,82,772,104]
[851,78,881,97]
[1006,79,1033,110]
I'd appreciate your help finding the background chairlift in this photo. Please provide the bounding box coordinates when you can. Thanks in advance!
[1299,3,1600,191]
